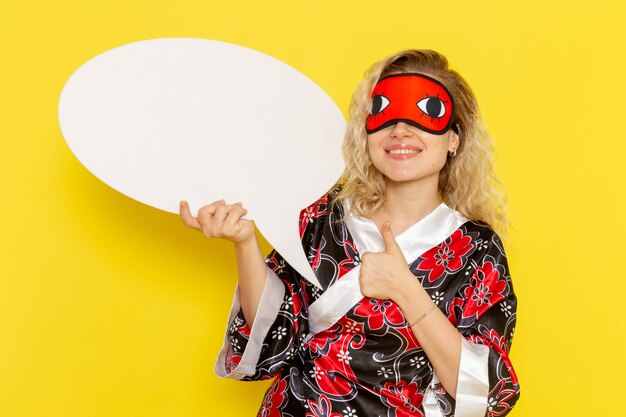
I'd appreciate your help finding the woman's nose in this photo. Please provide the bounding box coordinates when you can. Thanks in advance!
[390,122,412,137]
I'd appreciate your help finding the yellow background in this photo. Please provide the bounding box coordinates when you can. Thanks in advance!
[2,1,625,416]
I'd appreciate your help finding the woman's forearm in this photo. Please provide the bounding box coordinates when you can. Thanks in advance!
[234,237,270,326]
[395,278,462,398]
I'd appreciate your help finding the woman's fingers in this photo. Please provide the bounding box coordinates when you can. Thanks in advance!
[179,200,202,230]
[224,203,248,230]
[212,203,248,237]
[197,200,224,224]
[182,199,251,242]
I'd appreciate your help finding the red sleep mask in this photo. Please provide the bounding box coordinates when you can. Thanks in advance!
[366,73,455,135]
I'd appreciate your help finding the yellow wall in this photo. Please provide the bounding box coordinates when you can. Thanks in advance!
[2,1,625,416]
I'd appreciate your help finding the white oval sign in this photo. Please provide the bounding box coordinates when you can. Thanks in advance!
[58,38,346,288]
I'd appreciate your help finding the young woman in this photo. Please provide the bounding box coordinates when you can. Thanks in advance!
[180,49,520,417]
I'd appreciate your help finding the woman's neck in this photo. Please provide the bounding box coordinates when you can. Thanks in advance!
[372,177,442,235]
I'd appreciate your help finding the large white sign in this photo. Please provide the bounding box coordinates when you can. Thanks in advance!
[58,38,346,288]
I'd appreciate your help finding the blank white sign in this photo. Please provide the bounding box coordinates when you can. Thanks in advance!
[58,38,346,288]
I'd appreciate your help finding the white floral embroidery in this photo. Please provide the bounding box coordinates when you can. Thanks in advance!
[344,321,359,334]
[286,347,295,360]
[500,302,512,317]
[410,356,426,369]
[431,291,444,305]
[302,207,315,224]
[337,349,353,364]
[343,406,358,417]
[298,333,308,350]
[282,295,293,310]
[487,396,498,412]
[229,317,244,333]
[229,336,241,351]
[377,366,393,378]
[276,259,286,274]
[311,286,321,299]
[272,326,287,340]
[309,366,324,380]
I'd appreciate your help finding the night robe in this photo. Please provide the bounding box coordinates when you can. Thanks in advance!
[216,190,520,417]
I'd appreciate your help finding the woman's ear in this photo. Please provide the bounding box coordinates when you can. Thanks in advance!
[448,128,460,153]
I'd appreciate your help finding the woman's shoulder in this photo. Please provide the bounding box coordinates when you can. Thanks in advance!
[454,218,509,265]
[460,218,497,237]
[455,217,505,249]
[299,184,344,222]
[297,184,346,251]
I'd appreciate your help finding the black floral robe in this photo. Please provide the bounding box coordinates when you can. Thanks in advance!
[216,190,520,417]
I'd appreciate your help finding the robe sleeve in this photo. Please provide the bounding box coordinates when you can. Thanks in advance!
[214,249,309,381]
[428,233,520,417]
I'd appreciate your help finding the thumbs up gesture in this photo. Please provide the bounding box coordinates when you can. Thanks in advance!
[359,222,417,301]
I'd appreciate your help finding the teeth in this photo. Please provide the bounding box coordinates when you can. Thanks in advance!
[388,149,417,155]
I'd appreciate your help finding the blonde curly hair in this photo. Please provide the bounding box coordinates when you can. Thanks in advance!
[334,49,507,236]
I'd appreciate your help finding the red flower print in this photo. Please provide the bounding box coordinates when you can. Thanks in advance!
[476,327,519,386]
[468,327,518,387]
[260,377,288,417]
[224,348,241,373]
[338,239,360,278]
[480,328,508,354]
[299,195,329,238]
[379,381,424,417]
[308,327,361,397]
[471,283,491,306]
[341,318,363,335]
[486,379,518,416]
[416,229,474,283]
[305,394,342,417]
[446,296,464,326]
[462,260,507,320]
[354,298,405,330]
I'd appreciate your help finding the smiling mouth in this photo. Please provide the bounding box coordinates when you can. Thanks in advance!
[386,149,420,155]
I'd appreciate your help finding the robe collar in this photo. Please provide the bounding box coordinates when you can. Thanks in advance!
[344,202,468,263]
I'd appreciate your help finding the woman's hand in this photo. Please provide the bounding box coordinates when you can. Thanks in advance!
[179,200,256,246]
[180,199,266,325]
[359,222,416,301]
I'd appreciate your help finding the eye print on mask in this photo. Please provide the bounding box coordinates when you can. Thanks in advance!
[366,73,455,135]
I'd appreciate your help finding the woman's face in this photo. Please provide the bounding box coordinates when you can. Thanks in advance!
[367,121,459,186]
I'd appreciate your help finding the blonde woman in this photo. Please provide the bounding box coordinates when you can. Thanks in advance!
[180,50,520,417]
